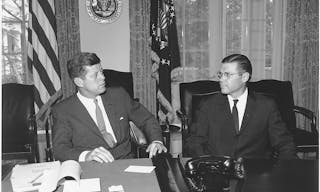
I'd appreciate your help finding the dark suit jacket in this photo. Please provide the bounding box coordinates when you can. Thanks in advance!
[52,87,162,161]
[186,90,296,159]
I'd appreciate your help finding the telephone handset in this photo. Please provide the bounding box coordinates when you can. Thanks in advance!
[184,155,245,192]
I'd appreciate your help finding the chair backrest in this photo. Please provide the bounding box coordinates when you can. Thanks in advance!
[179,79,296,132]
[103,69,134,98]
[180,80,221,125]
[2,83,38,162]
[248,80,296,132]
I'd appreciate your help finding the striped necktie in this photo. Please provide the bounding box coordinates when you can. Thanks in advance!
[94,99,115,147]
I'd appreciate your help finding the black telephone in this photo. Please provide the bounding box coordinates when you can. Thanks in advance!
[184,155,245,192]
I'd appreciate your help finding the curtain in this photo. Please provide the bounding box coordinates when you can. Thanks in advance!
[240,0,266,80]
[284,0,319,124]
[129,0,157,115]
[55,0,81,100]
[271,0,286,79]
[175,0,211,82]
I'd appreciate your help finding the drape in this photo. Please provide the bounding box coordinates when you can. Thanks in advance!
[129,0,157,115]
[284,0,319,124]
[55,0,81,100]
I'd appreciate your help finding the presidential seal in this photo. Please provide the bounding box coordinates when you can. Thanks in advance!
[86,0,122,24]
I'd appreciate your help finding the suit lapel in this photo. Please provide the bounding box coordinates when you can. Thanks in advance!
[101,92,121,141]
[218,95,238,135]
[73,96,105,140]
[239,92,256,134]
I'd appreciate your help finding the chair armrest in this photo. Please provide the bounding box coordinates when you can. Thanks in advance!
[129,121,147,146]
[176,110,188,133]
[293,105,318,134]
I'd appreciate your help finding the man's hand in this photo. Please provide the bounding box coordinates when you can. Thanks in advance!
[85,147,114,163]
[146,141,167,158]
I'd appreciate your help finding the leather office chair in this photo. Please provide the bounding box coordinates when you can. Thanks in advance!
[2,83,39,165]
[248,80,318,158]
[45,69,148,161]
[177,80,220,156]
[178,79,318,158]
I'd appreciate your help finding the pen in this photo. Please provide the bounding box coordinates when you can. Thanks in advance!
[29,172,44,183]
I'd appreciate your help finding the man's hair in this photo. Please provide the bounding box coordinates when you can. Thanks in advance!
[67,52,101,79]
[222,54,252,81]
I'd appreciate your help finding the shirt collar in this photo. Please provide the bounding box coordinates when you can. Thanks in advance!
[227,88,248,103]
[77,91,101,103]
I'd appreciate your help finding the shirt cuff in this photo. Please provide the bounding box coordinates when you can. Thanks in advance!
[79,151,90,162]
[152,140,163,145]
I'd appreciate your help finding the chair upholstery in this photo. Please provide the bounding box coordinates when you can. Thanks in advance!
[178,79,318,158]
[103,69,134,98]
[178,80,221,131]
[2,83,39,163]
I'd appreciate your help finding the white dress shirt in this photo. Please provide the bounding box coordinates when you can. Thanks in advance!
[227,88,248,130]
[77,92,117,161]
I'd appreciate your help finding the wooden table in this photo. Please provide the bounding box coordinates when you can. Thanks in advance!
[3,155,317,192]
[238,158,318,192]
[2,158,161,192]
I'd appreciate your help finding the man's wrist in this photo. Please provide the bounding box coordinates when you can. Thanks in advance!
[79,150,90,162]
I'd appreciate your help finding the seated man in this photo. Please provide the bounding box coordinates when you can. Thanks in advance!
[52,52,167,162]
[186,54,296,159]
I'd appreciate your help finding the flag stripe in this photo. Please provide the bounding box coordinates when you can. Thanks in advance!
[30,12,60,77]
[31,0,58,55]
[160,10,167,29]
[33,66,51,105]
[30,30,60,90]
[37,0,57,35]
[33,83,44,108]
[32,51,56,96]
[32,1,57,44]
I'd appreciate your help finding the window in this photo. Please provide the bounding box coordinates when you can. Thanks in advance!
[2,0,29,84]
[175,0,284,82]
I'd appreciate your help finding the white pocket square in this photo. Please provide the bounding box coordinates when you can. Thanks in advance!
[120,117,124,120]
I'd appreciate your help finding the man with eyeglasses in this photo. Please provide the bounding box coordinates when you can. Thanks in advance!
[186,54,296,159]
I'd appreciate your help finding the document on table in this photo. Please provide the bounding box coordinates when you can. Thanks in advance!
[63,178,101,192]
[124,165,155,173]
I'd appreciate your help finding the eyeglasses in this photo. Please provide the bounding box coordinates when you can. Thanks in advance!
[217,72,243,79]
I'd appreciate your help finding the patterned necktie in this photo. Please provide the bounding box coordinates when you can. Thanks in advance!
[94,99,115,147]
[232,99,239,134]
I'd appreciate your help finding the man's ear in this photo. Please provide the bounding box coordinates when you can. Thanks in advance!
[242,72,250,83]
[74,77,83,88]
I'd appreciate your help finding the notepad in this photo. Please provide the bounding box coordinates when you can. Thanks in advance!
[124,165,155,173]
[63,178,101,192]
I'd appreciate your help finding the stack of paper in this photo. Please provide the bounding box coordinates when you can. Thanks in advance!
[10,161,61,192]
[10,160,82,192]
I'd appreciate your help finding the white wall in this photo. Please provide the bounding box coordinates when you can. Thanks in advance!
[78,0,130,72]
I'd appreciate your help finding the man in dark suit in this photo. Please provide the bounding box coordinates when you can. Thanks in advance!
[186,54,296,159]
[52,52,166,162]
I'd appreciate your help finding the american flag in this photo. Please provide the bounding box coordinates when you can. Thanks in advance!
[27,0,61,113]
[150,0,181,125]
